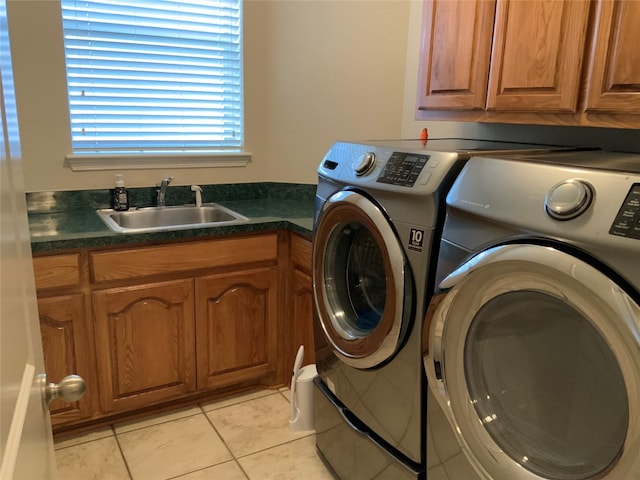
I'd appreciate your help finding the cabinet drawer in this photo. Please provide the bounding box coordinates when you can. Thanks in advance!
[33,254,81,289]
[90,234,279,282]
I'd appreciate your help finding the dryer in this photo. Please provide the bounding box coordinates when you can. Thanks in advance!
[312,139,571,480]
[423,150,640,480]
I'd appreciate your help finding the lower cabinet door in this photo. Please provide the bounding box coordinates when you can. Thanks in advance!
[92,279,196,413]
[38,294,97,425]
[195,266,279,390]
[291,266,315,366]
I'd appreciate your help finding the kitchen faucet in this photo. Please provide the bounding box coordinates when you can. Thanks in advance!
[156,176,173,207]
[191,185,203,207]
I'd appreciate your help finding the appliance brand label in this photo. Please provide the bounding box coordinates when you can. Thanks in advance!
[408,228,425,252]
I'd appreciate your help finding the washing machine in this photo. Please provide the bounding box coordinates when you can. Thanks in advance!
[423,150,640,480]
[312,139,571,480]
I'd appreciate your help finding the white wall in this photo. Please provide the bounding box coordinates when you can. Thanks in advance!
[7,0,410,192]
[259,0,410,184]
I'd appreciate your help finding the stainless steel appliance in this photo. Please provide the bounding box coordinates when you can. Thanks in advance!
[424,150,640,480]
[312,139,572,480]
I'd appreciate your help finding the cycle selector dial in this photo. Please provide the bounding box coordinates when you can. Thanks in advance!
[545,179,594,220]
[353,152,376,176]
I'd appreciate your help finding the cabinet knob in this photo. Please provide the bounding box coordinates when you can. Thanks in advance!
[42,374,86,408]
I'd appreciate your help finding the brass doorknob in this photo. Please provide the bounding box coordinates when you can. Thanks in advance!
[42,374,86,408]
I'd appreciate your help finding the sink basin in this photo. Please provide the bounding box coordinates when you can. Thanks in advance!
[97,203,249,233]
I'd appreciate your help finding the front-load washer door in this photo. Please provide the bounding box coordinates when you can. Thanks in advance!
[424,244,640,480]
[313,189,413,369]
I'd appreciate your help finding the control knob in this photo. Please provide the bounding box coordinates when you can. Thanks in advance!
[353,152,376,176]
[545,179,593,220]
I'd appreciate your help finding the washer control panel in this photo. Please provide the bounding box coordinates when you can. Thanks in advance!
[317,142,460,195]
[376,152,430,187]
[610,183,640,239]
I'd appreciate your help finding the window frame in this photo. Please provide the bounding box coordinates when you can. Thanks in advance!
[60,0,249,171]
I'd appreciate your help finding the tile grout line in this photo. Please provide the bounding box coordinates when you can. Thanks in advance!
[233,431,316,460]
[111,425,135,480]
[53,429,115,451]
[200,390,281,414]
[113,409,203,436]
[199,402,251,480]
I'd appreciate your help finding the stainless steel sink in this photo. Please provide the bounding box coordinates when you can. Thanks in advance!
[97,203,249,233]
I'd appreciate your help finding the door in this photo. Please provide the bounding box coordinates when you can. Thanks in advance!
[195,267,279,390]
[0,0,56,476]
[424,244,640,480]
[92,279,196,413]
[313,189,413,369]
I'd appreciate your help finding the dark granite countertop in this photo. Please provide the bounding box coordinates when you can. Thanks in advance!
[28,183,316,254]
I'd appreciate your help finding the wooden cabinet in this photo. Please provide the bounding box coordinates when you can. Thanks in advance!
[417,0,495,111]
[92,279,196,413]
[34,231,307,432]
[416,0,640,128]
[196,267,279,390]
[89,234,280,413]
[585,0,640,113]
[33,253,99,427]
[487,0,590,112]
[289,234,315,367]
[38,294,95,426]
[418,0,590,113]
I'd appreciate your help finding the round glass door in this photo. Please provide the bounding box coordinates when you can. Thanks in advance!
[465,290,628,480]
[325,222,387,338]
[426,244,640,480]
[313,190,411,369]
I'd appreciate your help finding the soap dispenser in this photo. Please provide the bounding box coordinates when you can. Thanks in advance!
[113,174,129,211]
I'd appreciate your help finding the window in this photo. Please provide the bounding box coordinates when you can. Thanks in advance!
[60,0,243,157]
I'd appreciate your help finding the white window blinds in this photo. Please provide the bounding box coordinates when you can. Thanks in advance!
[61,0,243,154]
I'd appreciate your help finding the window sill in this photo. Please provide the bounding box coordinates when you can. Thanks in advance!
[66,151,251,172]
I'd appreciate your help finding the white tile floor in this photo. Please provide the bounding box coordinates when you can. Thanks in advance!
[55,388,335,480]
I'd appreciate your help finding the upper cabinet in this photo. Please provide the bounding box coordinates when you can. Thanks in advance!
[585,0,640,113]
[487,0,590,112]
[416,0,640,128]
[417,0,495,110]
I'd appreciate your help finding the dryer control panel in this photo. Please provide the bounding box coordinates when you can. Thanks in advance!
[610,183,640,240]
